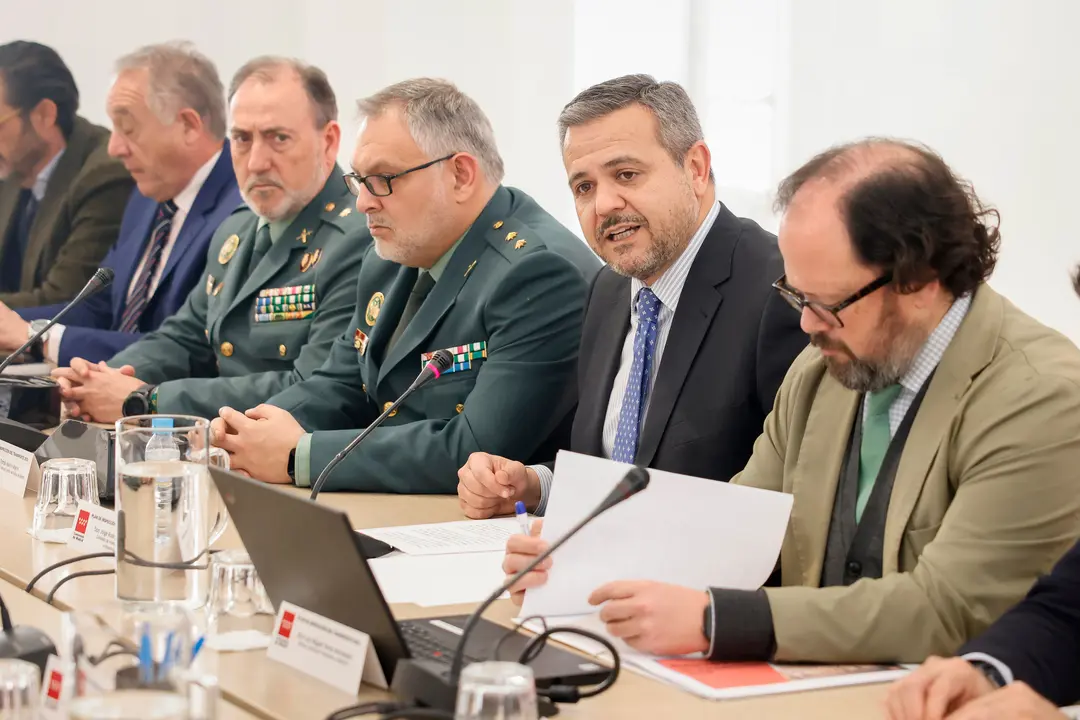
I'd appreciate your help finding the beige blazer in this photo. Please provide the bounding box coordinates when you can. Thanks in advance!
[734,284,1080,662]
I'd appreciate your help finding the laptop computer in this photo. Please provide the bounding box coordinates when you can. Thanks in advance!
[210,467,609,687]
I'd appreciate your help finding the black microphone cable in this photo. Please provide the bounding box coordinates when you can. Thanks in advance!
[25,552,114,592]
[44,569,115,605]
[325,702,452,720]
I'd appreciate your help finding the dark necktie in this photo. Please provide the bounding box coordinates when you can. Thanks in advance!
[247,224,273,276]
[611,288,661,463]
[1,189,38,293]
[386,270,437,354]
[118,200,178,333]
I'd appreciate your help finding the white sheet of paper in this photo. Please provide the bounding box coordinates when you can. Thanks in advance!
[521,451,793,617]
[362,518,520,555]
[0,438,34,496]
[368,551,507,606]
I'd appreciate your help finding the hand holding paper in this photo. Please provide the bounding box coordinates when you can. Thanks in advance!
[519,451,792,618]
[588,580,711,656]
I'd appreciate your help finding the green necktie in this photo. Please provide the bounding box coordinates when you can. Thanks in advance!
[248,224,273,274]
[856,383,903,523]
[386,270,436,354]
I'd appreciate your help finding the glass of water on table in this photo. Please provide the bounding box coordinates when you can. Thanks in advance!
[113,415,229,608]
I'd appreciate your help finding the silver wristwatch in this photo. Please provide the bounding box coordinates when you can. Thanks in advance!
[28,319,51,344]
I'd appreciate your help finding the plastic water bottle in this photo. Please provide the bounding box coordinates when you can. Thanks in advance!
[145,417,180,543]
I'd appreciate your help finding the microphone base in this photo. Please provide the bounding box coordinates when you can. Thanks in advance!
[0,626,57,677]
[391,659,559,717]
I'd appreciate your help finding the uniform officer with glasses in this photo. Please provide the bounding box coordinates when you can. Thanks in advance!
[500,137,1080,667]
[211,78,599,495]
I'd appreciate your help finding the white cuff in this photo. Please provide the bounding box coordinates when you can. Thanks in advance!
[45,323,65,365]
[531,464,555,516]
[962,652,1014,686]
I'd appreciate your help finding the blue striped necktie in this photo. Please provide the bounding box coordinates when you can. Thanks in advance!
[611,288,661,463]
[119,200,178,333]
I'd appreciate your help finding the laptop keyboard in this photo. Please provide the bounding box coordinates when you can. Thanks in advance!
[398,621,481,665]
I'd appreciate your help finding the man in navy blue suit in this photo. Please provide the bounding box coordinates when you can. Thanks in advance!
[0,42,239,365]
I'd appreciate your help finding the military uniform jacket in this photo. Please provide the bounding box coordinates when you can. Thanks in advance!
[109,167,370,420]
[0,116,134,307]
[268,185,601,493]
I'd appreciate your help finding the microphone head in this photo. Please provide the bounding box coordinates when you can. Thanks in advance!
[430,349,454,373]
[622,466,650,496]
[92,267,115,288]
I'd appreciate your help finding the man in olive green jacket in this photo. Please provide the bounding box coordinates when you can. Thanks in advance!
[0,41,132,309]
[53,57,368,422]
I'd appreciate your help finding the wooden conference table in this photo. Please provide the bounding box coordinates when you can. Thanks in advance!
[0,487,892,719]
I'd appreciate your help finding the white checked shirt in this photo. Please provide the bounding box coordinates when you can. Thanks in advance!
[869,293,972,438]
[533,201,722,514]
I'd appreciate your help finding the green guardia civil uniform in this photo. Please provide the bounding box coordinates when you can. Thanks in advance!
[267,185,601,493]
[108,167,370,419]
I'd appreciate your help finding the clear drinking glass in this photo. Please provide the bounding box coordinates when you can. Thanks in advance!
[206,550,274,642]
[455,662,539,720]
[31,457,99,542]
[0,658,41,718]
[114,415,228,607]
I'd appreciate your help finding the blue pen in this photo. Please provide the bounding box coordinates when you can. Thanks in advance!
[191,635,205,662]
[138,623,152,684]
[159,631,174,681]
[514,500,530,536]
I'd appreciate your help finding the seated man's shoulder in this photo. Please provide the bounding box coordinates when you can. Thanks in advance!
[984,293,1080,386]
[962,291,1080,428]
[69,129,132,196]
[486,187,599,278]
[309,201,373,266]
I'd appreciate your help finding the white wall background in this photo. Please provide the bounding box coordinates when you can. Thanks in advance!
[3,0,1079,342]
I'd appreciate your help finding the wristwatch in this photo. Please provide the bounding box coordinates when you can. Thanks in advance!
[287,448,297,483]
[970,660,1007,689]
[701,593,714,649]
[27,319,50,361]
[122,384,158,416]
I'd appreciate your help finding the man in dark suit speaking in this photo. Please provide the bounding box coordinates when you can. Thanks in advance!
[457,74,807,518]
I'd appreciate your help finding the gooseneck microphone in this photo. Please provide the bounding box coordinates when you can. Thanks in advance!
[390,466,650,712]
[0,267,115,375]
[449,465,650,683]
[308,349,455,500]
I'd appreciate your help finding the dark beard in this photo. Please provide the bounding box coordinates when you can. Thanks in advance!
[812,306,929,393]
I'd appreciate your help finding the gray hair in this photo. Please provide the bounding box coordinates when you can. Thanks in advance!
[115,41,226,140]
[356,78,504,184]
[558,74,713,181]
[228,56,337,128]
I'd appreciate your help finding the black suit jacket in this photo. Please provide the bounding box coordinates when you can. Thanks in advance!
[562,202,807,480]
[960,539,1080,707]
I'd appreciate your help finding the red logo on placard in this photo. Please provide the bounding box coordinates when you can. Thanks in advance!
[278,611,295,639]
[74,510,91,538]
[47,670,62,700]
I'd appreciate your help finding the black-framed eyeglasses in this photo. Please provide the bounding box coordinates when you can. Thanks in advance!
[342,152,458,198]
[772,272,893,328]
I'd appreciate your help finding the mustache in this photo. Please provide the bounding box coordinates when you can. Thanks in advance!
[245,176,283,192]
[810,333,853,355]
[595,214,648,242]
